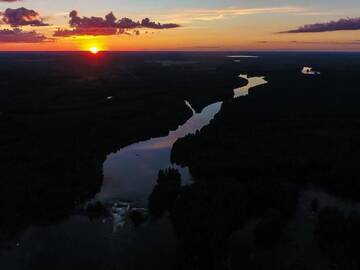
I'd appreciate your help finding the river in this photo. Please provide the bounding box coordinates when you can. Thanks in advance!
[1,73,268,270]
[99,74,268,207]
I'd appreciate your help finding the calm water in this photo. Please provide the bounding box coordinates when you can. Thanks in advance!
[1,73,268,269]
[4,52,360,269]
[234,74,267,98]
[3,65,358,269]
[99,74,268,207]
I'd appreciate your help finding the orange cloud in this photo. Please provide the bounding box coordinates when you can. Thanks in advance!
[54,10,180,37]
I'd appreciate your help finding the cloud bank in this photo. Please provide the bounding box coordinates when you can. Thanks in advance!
[280,17,360,33]
[0,28,50,43]
[1,7,48,27]
[54,10,180,37]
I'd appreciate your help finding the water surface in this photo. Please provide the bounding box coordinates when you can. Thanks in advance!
[234,74,267,98]
[100,74,268,206]
[1,72,268,270]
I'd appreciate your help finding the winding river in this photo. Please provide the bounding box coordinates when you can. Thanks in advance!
[2,73,268,270]
[98,74,268,207]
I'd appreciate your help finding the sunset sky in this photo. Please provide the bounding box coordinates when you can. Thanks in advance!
[1,0,360,51]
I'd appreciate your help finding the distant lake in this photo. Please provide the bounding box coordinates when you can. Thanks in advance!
[227,55,260,58]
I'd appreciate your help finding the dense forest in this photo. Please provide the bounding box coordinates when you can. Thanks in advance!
[0,52,243,243]
[169,53,360,269]
[2,52,360,269]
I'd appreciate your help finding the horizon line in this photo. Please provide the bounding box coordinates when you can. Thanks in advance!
[1,50,360,53]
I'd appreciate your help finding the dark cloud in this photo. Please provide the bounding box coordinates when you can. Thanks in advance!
[117,17,141,29]
[54,10,180,37]
[68,10,118,29]
[140,18,179,29]
[280,17,360,33]
[0,28,51,43]
[1,7,49,27]
[0,0,22,2]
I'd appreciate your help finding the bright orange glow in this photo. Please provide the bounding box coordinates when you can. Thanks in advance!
[89,47,99,54]
[2,21,360,52]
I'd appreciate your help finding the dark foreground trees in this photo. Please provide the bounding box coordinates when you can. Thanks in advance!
[149,168,181,217]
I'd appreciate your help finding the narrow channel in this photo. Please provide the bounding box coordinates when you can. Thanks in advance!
[99,74,268,206]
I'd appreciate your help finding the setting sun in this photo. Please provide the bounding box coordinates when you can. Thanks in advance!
[89,47,99,54]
